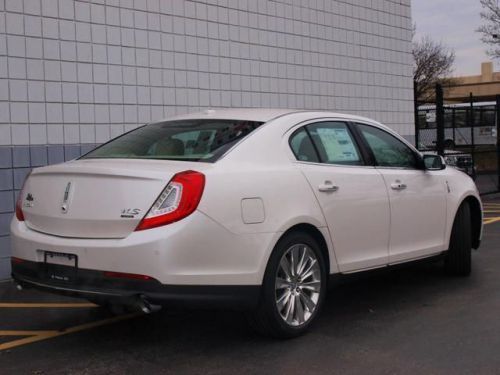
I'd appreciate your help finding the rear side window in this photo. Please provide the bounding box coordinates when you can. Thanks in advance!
[356,124,418,169]
[289,122,364,166]
[82,119,263,163]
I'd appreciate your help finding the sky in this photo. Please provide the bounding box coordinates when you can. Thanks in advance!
[412,0,495,77]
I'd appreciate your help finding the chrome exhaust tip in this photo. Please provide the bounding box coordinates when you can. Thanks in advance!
[16,283,23,291]
[137,295,161,314]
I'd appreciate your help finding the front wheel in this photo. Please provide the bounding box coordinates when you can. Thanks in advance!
[444,201,472,276]
[248,231,327,339]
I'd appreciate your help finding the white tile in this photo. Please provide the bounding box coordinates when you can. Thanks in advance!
[92,84,107,104]
[59,20,76,40]
[41,0,58,17]
[28,102,46,123]
[9,80,27,101]
[93,64,108,83]
[75,22,91,42]
[24,15,42,37]
[107,26,121,45]
[92,44,107,63]
[75,1,90,22]
[0,79,8,100]
[58,0,74,19]
[64,124,80,143]
[79,123,95,143]
[77,63,92,83]
[78,83,93,102]
[29,124,47,144]
[78,103,94,123]
[43,39,60,60]
[7,35,25,57]
[43,60,61,81]
[91,24,107,44]
[24,0,41,15]
[47,124,63,144]
[107,45,122,64]
[45,82,62,101]
[0,103,10,123]
[63,103,78,123]
[94,104,109,122]
[6,13,24,35]
[77,42,92,62]
[62,83,78,102]
[109,105,123,123]
[124,105,137,122]
[123,85,137,103]
[46,103,63,122]
[8,57,27,79]
[108,84,122,102]
[106,5,120,26]
[60,41,77,61]
[27,80,45,101]
[108,65,122,84]
[10,102,29,123]
[90,3,105,24]
[41,18,59,39]
[25,37,43,58]
[12,124,29,144]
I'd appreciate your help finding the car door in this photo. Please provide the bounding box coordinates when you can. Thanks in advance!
[354,123,448,263]
[289,120,390,272]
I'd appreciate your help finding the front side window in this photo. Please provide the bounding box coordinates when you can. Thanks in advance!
[82,119,263,163]
[356,124,418,169]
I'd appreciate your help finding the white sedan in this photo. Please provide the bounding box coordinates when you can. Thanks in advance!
[10,109,483,338]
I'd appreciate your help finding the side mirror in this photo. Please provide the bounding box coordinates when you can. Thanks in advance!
[423,154,446,171]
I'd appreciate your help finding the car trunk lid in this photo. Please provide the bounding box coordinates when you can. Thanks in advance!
[21,159,211,239]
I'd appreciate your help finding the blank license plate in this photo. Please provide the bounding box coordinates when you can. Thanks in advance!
[43,251,78,283]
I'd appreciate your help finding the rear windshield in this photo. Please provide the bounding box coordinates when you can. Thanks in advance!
[81,119,264,162]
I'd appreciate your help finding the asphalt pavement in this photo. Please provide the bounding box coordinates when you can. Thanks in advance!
[0,199,500,375]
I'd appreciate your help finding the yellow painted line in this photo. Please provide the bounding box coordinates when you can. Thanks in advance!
[0,312,140,351]
[484,217,500,225]
[0,330,55,336]
[0,302,97,308]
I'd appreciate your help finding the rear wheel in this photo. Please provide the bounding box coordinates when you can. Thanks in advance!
[248,231,327,339]
[444,201,472,276]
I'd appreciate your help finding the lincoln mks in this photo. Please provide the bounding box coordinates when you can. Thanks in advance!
[10,109,482,338]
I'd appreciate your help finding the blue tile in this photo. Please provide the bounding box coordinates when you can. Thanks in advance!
[0,236,11,258]
[0,147,12,168]
[0,256,12,280]
[12,146,31,168]
[0,213,13,236]
[0,191,14,213]
[30,145,48,167]
[0,169,13,191]
[13,168,31,189]
[48,145,65,165]
[64,145,82,161]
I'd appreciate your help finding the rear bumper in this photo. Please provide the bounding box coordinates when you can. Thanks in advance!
[12,260,260,309]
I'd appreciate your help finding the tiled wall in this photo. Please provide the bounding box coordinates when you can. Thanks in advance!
[0,0,414,279]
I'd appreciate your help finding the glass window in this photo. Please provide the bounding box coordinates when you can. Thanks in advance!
[307,122,364,165]
[289,128,320,163]
[357,124,418,169]
[82,119,263,163]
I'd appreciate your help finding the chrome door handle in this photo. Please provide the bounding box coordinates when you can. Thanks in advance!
[318,183,339,192]
[391,182,407,191]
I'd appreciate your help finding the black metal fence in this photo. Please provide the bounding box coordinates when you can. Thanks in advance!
[415,84,500,195]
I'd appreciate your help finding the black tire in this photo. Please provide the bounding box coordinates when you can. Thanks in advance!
[444,201,472,276]
[247,231,327,339]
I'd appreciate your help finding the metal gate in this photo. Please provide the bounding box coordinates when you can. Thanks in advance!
[416,84,500,195]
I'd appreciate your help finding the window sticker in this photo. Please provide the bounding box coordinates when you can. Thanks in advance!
[316,127,360,162]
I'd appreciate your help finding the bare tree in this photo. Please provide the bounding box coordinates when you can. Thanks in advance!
[478,0,500,59]
[413,36,455,104]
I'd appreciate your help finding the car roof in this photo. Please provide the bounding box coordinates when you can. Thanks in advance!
[159,108,382,125]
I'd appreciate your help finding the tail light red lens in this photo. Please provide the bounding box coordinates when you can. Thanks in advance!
[135,170,205,231]
[15,172,31,222]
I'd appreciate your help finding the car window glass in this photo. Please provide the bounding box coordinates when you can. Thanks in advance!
[307,122,363,165]
[289,128,320,163]
[357,124,417,168]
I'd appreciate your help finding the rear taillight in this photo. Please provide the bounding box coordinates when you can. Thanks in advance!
[135,170,205,231]
[15,172,31,221]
